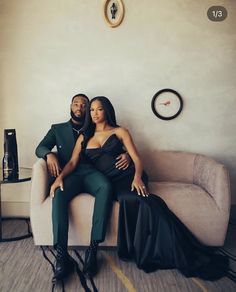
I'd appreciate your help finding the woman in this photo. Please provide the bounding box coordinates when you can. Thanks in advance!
[50,96,229,280]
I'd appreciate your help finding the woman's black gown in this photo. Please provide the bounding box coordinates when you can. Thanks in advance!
[85,134,228,280]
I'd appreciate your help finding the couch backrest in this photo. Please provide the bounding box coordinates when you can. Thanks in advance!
[141,150,196,183]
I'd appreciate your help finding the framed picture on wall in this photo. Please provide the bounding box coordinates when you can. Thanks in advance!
[103,0,125,28]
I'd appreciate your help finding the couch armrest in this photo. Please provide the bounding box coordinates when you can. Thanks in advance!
[30,159,50,206]
[193,154,231,214]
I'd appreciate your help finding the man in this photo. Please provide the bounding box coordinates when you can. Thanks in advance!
[35,93,129,281]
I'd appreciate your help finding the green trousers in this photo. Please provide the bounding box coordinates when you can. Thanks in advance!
[52,164,113,249]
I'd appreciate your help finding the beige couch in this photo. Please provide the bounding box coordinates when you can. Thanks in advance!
[30,151,231,247]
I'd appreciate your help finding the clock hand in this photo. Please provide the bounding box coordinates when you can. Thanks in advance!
[159,100,171,106]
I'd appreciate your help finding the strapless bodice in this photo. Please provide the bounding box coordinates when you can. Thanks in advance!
[85,134,134,179]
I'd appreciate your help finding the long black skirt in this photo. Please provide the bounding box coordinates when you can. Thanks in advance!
[111,172,229,280]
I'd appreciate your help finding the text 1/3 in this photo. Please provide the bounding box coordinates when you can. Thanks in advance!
[207,6,227,22]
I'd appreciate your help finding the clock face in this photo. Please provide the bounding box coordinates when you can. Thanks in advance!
[151,89,183,120]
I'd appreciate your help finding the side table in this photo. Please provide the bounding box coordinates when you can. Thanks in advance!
[0,167,32,242]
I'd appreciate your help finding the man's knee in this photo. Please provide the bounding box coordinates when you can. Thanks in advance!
[97,181,113,199]
[91,182,113,204]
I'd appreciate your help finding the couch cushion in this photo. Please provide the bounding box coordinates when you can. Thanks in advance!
[142,150,196,183]
[68,194,119,246]
[148,181,227,245]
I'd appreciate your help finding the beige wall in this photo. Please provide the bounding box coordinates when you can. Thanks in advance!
[0,0,236,205]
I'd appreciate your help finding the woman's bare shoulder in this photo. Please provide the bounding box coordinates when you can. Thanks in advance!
[114,126,130,137]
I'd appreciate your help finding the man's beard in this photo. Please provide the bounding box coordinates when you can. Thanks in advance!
[70,110,85,124]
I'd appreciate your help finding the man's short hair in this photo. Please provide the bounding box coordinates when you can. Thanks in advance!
[71,93,89,103]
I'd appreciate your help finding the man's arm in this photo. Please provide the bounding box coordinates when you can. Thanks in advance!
[35,126,56,158]
[35,126,61,177]
[50,134,83,197]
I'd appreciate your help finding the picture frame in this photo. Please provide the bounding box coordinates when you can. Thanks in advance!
[103,0,125,28]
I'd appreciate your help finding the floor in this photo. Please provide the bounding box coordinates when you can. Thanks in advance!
[0,220,235,292]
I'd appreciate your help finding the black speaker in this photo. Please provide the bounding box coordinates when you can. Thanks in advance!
[2,129,19,180]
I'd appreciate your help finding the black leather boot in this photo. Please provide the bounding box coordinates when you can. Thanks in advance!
[83,248,98,278]
[52,247,76,282]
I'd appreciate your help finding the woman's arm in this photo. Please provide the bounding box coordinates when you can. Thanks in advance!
[50,134,84,197]
[116,128,149,197]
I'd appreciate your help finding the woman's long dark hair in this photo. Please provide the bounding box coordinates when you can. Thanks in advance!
[81,96,119,150]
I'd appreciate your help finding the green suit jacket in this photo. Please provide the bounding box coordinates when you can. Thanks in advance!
[35,121,76,167]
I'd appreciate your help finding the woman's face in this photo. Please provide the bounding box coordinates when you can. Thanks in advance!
[90,100,106,123]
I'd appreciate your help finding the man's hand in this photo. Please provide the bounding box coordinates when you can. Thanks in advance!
[115,153,130,170]
[46,153,61,177]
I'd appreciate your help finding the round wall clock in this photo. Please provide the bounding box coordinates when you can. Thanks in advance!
[151,89,183,120]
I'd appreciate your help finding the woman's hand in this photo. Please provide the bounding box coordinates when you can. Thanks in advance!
[115,152,130,170]
[131,177,149,197]
[50,176,64,198]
